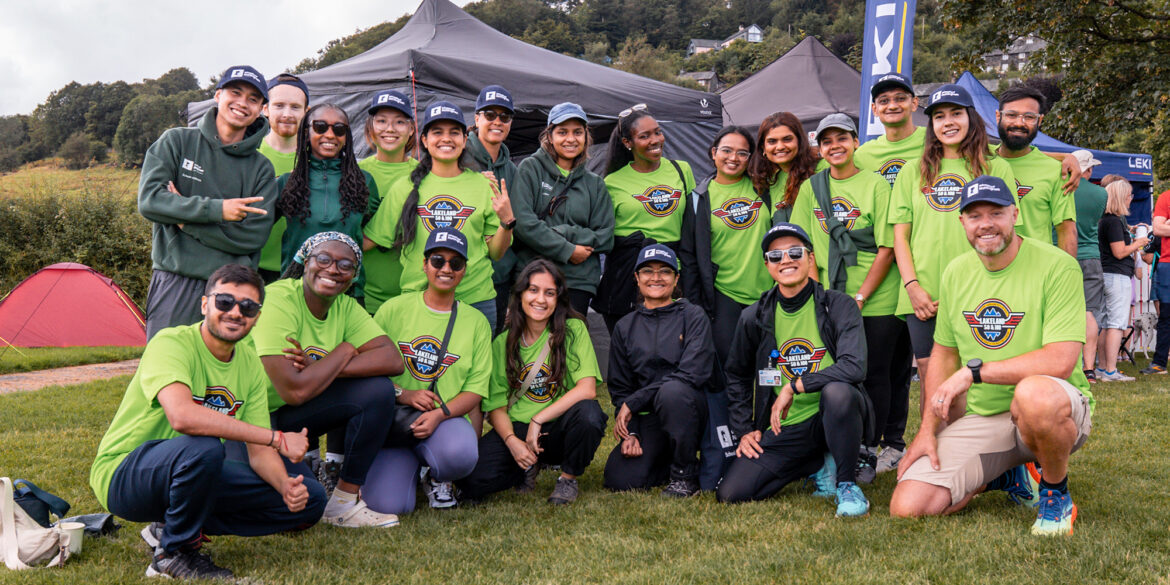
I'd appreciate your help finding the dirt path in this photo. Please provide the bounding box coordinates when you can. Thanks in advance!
[0,359,139,394]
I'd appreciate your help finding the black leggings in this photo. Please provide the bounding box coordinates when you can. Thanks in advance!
[603,380,707,491]
[568,289,594,318]
[862,315,913,450]
[712,289,749,367]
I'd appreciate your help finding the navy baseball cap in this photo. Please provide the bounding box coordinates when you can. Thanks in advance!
[368,89,412,118]
[762,223,813,252]
[423,227,469,260]
[959,175,1015,212]
[815,113,858,141]
[267,74,309,102]
[217,65,268,101]
[476,85,514,113]
[925,84,973,115]
[548,102,588,126]
[420,100,467,133]
[870,72,914,98]
[634,244,679,272]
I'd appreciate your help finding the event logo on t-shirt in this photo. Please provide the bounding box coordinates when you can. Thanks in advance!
[878,159,906,187]
[963,299,1026,350]
[924,173,966,212]
[776,338,829,379]
[633,185,682,217]
[194,386,243,417]
[417,195,475,232]
[519,361,557,404]
[814,197,862,233]
[304,346,328,361]
[712,198,763,229]
[1015,179,1033,200]
[399,336,461,382]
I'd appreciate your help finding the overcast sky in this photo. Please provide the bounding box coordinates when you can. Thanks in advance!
[0,0,470,116]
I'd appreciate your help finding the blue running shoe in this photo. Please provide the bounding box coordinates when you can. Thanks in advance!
[1031,489,1077,536]
[810,452,836,498]
[995,463,1041,507]
[835,482,869,517]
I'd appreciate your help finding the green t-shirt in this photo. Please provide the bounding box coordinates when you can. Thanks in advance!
[258,141,298,273]
[358,156,419,314]
[1074,178,1108,261]
[772,300,835,427]
[708,177,775,305]
[854,126,927,188]
[604,160,695,242]
[249,278,386,410]
[373,292,492,406]
[364,169,499,304]
[483,319,602,423]
[791,169,899,316]
[90,323,270,509]
[1001,147,1075,243]
[888,156,1018,315]
[934,237,1093,416]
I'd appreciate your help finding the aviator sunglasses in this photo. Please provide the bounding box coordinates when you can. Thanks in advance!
[213,293,262,318]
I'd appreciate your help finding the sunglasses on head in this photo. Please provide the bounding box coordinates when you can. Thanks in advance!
[428,254,466,271]
[310,120,349,136]
[764,246,808,263]
[213,293,262,318]
[619,103,649,118]
[479,110,513,123]
[311,253,356,274]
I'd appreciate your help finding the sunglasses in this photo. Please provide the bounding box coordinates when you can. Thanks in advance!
[428,254,467,271]
[311,253,357,274]
[310,120,349,136]
[479,110,513,123]
[619,103,649,118]
[213,293,262,318]
[764,246,809,263]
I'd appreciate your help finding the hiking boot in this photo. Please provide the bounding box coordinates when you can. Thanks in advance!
[810,452,836,498]
[323,500,400,528]
[426,475,458,509]
[661,477,700,498]
[1031,488,1077,536]
[1140,364,1167,375]
[547,477,579,505]
[875,447,904,474]
[318,459,342,499]
[835,482,870,517]
[516,464,541,494]
[146,547,233,580]
[855,448,877,485]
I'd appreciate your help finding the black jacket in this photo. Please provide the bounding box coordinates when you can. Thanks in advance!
[724,281,867,437]
[608,299,716,413]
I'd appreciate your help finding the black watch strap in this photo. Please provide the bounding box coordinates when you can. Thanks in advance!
[502,218,517,230]
[967,358,983,385]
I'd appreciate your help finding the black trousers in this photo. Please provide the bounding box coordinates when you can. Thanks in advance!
[603,380,707,491]
[568,289,594,318]
[456,400,607,500]
[862,315,913,450]
[716,382,864,503]
[712,289,749,367]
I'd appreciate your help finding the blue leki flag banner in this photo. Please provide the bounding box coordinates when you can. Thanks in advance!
[859,0,918,143]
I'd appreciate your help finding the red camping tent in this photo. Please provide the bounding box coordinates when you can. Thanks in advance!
[0,263,146,347]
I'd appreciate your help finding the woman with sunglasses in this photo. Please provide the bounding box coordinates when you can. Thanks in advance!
[509,102,615,316]
[277,104,378,305]
[456,259,607,505]
[359,90,418,315]
[747,112,821,225]
[364,101,515,332]
[251,231,404,528]
[595,104,696,331]
[362,227,492,513]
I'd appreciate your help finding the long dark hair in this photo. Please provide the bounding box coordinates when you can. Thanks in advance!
[709,126,755,177]
[278,104,369,222]
[503,259,582,395]
[921,105,991,188]
[748,112,818,210]
[605,109,656,176]
[539,120,593,170]
[392,121,473,248]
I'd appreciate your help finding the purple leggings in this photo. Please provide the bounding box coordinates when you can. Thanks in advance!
[361,417,479,514]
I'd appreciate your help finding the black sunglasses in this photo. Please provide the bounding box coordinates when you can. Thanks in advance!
[428,254,467,271]
[310,120,349,136]
[213,293,262,318]
[764,247,809,263]
[479,110,513,123]
[311,253,357,274]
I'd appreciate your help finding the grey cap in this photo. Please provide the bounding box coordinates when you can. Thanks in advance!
[814,113,858,141]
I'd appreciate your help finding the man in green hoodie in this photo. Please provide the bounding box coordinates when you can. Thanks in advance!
[138,65,279,339]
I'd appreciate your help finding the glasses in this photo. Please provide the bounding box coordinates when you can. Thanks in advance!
[428,254,467,271]
[636,267,676,278]
[764,246,809,263]
[875,94,913,107]
[999,110,1041,124]
[479,110,513,123]
[311,253,356,274]
[716,146,751,159]
[310,120,349,136]
[212,293,262,318]
[374,118,413,131]
[619,103,649,119]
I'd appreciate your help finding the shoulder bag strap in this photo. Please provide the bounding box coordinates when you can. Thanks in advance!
[509,340,550,410]
[428,303,459,417]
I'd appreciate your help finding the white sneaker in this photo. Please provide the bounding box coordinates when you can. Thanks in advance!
[323,500,399,528]
[875,447,904,474]
[426,478,458,509]
[1100,369,1135,382]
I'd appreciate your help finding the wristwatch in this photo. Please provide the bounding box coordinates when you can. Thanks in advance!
[502,218,517,230]
[854,293,866,303]
[967,358,983,384]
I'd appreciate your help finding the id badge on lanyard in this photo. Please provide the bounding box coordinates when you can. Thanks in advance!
[759,349,784,386]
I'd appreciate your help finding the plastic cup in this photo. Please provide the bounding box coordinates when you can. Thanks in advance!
[60,522,84,555]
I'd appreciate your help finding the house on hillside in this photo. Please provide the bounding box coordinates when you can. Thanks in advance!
[687,24,764,57]
[687,39,721,56]
[982,35,1048,73]
[680,70,723,92]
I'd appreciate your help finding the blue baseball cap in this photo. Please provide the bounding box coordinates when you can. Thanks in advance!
[267,74,309,103]
[634,244,679,272]
[762,222,813,252]
[476,85,514,113]
[548,102,588,126]
[216,65,268,101]
[368,89,412,117]
[959,175,1015,212]
[870,72,914,98]
[423,226,469,260]
[420,100,467,133]
[925,84,973,115]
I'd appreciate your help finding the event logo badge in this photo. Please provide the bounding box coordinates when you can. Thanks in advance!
[195,386,243,417]
[633,185,682,217]
[963,299,1025,350]
[924,173,966,212]
[775,338,829,379]
[417,195,475,232]
[814,197,863,233]
[1015,179,1033,200]
[519,361,557,403]
[712,198,764,229]
[304,346,328,361]
[399,337,461,382]
[877,158,905,187]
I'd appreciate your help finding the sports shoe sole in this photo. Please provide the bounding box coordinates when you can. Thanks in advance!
[141,524,160,549]
[1032,504,1078,536]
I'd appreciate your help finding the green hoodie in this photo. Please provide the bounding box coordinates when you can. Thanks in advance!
[511,148,614,293]
[137,107,278,280]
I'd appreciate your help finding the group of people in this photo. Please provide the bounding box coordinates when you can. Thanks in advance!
[90,64,1106,580]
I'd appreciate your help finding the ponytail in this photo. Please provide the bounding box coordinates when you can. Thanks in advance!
[393,152,433,248]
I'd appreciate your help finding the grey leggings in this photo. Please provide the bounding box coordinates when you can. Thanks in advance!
[360,417,479,515]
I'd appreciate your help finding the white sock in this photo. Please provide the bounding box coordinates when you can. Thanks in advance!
[324,489,358,517]
[324,452,345,464]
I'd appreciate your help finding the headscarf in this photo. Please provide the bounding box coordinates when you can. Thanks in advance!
[292,231,363,268]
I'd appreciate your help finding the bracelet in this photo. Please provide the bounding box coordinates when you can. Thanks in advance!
[530,418,542,426]
[503,433,517,443]
[268,429,276,447]
[903,279,919,288]
[274,431,285,452]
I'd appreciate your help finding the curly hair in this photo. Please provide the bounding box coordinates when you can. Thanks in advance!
[748,112,818,211]
[920,105,991,188]
[502,259,583,399]
[278,103,370,223]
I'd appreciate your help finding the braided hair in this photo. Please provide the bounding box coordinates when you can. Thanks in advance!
[392,121,473,248]
[605,109,656,176]
[278,103,370,223]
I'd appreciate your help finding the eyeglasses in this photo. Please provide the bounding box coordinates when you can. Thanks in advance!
[716,146,751,159]
[428,254,467,271]
[619,103,649,119]
[764,246,809,263]
[212,293,262,318]
[374,118,413,131]
[310,120,349,136]
[999,110,1041,124]
[636,267,676,278]
[875,94,913,107]
[310,253,356,274]
[479,110,513,123]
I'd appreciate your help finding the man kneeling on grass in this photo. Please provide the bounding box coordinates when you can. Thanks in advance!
[90,264,324,580]
[890,176,1094,536]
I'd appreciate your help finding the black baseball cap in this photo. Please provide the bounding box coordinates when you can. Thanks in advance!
[925,84,974,115]
[634,244,679,272]
[423,227,469,260]
[216,65,268,101]
[762,223,813,253]
[870,72,914,99]
[959,175,1015,212]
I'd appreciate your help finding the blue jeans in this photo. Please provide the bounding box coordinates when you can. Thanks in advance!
[469,298,498,334]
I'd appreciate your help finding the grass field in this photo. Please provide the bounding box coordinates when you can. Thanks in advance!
[1,360,1168,585]
[0,346,143,375]
[0,163,139,200]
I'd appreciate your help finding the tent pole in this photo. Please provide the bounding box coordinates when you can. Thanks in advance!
[410,66,421,160]
[0,334,29,359]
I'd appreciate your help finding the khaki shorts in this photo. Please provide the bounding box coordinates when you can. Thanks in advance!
[901,376,1092,505]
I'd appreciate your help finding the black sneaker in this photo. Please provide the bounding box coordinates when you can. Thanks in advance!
[855,449,877,485]
[318,459,342,499]
[547,477,579,505]
[516,464,541,494]
[146,548,234,580]
[661,478,700,498]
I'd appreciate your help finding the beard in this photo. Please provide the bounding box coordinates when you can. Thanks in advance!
[997,122,1038,151]
[205,316,249,343]
[972,230,1014,257]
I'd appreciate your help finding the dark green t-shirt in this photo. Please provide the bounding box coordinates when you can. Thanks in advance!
[1073,178,1108,261]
